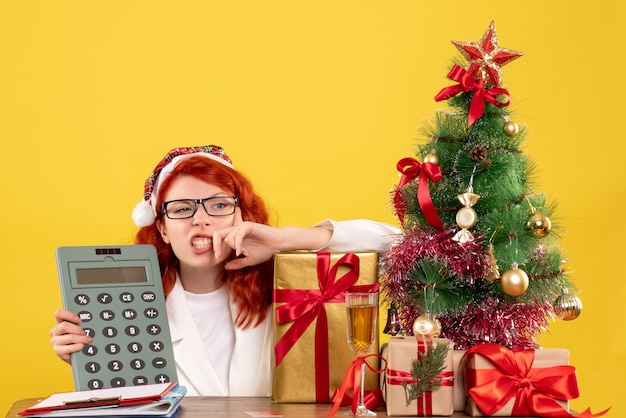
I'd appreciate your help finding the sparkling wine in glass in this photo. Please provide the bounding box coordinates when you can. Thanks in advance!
[345,292,378,416]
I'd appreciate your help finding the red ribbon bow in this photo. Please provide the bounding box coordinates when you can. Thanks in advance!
[394,157,444,230]
[434,64,510,127]
[464,343,610,417]
[273,252,379,403]
[328,354,386,416]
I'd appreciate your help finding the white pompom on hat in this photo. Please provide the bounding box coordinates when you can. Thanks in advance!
[131,145,234,227]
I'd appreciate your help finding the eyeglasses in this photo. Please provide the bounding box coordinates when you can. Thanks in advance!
[162,196,238,219]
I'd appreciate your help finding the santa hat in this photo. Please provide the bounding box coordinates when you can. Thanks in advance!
[131,145,234,227]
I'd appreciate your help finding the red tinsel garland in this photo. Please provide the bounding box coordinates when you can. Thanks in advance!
[381,227,491,286]
[380,227,551,350]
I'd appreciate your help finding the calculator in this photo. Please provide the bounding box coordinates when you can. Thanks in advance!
[56,245,178,391]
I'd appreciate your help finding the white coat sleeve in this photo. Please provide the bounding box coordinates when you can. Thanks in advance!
[312,219,401,255]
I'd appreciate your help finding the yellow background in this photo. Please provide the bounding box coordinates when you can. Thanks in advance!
[1,1,623,416]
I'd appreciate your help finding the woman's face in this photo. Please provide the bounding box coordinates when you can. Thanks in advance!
[157,175,236,272]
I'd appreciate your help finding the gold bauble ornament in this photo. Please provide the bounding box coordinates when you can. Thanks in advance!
[527,211,552,237]
[503,120,519,136]
[499,265,529,296]
[412,315,442,338]
[423,151,439,165]
[554,293,582,321]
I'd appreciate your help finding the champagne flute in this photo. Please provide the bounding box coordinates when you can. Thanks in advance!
[345,292,378,416]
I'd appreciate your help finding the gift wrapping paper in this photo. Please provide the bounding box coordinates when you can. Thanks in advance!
[381,336,454,416]
[464,344,572,417]
[452,349,466,412]
[271,251,380,403]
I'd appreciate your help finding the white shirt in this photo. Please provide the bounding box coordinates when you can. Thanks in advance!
[183,285,234,393]
[166,279,273,396]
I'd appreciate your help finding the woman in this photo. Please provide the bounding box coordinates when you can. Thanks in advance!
[50,145,399,396]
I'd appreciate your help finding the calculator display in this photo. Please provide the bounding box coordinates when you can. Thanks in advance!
[75,267,148,284]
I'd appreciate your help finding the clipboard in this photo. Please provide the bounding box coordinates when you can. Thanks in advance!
[17,382,177,416]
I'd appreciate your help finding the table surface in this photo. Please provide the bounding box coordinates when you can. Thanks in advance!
[6,397,544,418]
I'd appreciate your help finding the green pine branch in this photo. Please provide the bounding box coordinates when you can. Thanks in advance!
[401,341,450,407]
[406,259,472,315]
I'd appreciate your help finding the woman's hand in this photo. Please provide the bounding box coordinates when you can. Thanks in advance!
[50,309,93,364]
[213,208,332,270]
[213,208,280,269]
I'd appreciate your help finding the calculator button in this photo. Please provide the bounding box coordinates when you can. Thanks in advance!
[125,325,140,336]
[141,291,156,302]
[100,310,115,321]
[105,343,121,355]
[144,308,159,318]
[130,359,145,370]
[88,379,104,390]
[122,309,137,320]
[152,357,167,369]
[102,327,118,338]
[85,362,101,373]
[127,342,143,353]
[83,328,95,337]
[108,360,124,371]
[97,293,113,304]
[133,376,148,385]
[147,324,162,335]
[82,345,98,356]
[149,341,164,352]
[120,292,134,303]
[111,378,126,387]
[78,311,92,322]
[155,374,170,384]
[75,294,90,305]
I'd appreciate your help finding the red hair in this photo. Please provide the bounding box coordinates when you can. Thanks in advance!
[134,156,274,329]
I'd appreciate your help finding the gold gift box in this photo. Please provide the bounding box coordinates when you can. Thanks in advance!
[271,251,380,403]
[464,347,571,416]
[381,336,455,416]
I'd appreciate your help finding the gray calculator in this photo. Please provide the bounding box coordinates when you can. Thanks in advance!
[56,245,178,391]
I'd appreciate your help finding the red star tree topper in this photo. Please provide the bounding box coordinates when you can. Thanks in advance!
[452,20,524,87]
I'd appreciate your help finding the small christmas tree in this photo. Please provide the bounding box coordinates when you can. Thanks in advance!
[381,21,582,350]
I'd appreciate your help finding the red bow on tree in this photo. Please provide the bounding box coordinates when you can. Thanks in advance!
[394,157,444,230]
[434,65,510,127]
